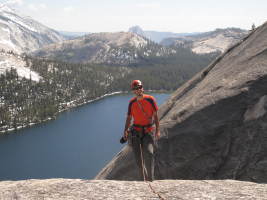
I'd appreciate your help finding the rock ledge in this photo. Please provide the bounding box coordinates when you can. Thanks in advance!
[0,179,266,199]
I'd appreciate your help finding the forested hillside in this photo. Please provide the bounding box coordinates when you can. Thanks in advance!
[0,48,217,133]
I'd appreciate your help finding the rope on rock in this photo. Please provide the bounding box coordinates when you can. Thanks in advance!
[139,143,166,200]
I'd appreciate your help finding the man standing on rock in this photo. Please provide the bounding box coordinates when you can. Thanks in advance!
[121,80,160,181]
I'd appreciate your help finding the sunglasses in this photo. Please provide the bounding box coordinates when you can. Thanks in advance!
[132,85,143,90]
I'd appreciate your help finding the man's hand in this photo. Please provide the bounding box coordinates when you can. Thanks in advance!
[155,130,160,140]
[123,130,129,140]
[120,130,129,144]
[123,115,132,141]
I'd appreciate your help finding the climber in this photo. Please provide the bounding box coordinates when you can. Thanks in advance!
[120,80,160,181]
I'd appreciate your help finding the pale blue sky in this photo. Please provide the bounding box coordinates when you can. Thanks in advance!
[1,0,266,33]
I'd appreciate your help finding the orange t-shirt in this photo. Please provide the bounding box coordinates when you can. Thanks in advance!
[127,94,158,131]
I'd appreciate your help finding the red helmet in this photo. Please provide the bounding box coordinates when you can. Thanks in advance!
[131,80,142,89]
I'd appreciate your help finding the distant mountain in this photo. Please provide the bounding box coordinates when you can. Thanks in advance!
[58,31,90,39]
[128,25,199,43]
[0,4,65,53]
[161,28,248,54]
[128,26,146,38]
[32,32,176,65]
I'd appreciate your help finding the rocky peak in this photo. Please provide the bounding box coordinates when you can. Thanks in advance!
[32,32,175,65]
[96,21,267,183]
[128,25,146,38]
[82,32,148,48]
[161,28,248,54]
[0,5,65,53]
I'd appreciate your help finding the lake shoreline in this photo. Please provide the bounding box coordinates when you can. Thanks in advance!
[0,90,171,135]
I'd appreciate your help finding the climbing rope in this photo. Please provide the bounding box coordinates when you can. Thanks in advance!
[139,143,166,200]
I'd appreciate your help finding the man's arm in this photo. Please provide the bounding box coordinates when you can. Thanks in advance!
[154,111,160,140]
[123,115,132,140]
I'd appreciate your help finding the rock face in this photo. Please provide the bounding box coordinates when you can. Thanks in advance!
[32,32,176,65]
[96,21,267,183]
[0,179,267,200]
[161,28,248,54]
[0,5,65,53]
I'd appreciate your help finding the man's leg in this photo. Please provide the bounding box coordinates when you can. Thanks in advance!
[142,133,155,181]
[131,136,145,181]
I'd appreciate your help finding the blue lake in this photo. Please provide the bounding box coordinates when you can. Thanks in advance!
[0,93,169,180]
